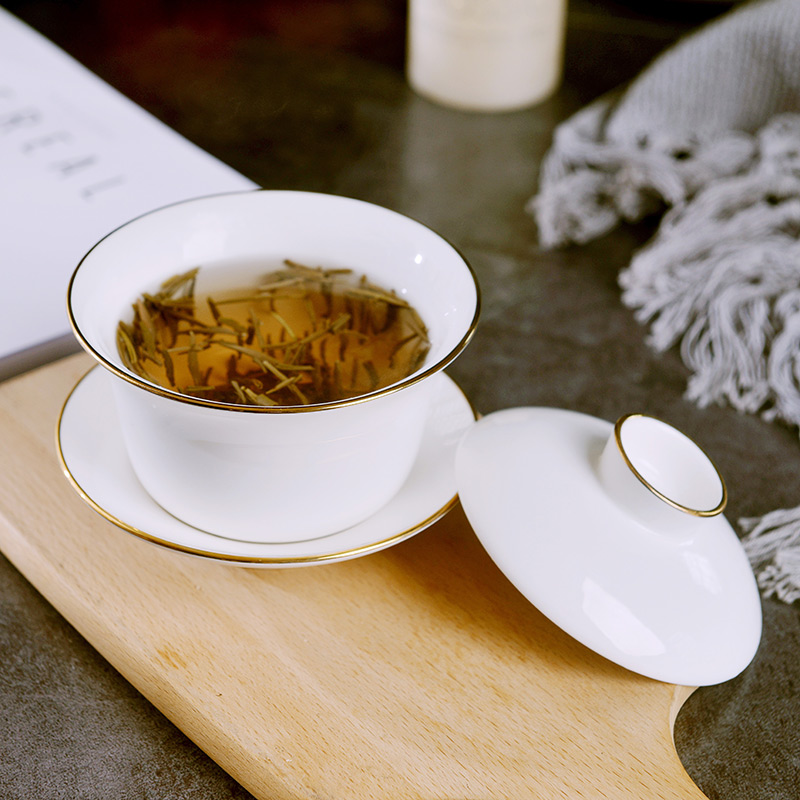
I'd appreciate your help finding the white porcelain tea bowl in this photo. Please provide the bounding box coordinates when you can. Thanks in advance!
[598,413,727,539]
[67,190,480,543]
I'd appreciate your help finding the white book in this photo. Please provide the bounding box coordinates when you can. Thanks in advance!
[0,7,257,377]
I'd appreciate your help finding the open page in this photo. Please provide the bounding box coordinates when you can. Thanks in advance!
[0,7,257,372]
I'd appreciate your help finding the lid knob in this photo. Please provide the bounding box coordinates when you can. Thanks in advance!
[598,413,727,540]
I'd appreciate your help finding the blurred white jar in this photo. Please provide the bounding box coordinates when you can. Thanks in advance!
[407,0,567,112]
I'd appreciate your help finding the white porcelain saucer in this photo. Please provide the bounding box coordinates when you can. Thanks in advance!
[57,367,476,567]
[455,407,763,686]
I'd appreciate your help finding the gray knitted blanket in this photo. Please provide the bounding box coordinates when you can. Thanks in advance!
[529,0,800,604]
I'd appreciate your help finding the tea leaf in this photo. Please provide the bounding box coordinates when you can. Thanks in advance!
[212,292,265,306]
[388,332,420,368]
[218,342,313,373]
[288,381,309,404]
[187,332,203,386]
[184,325,239,337]
[160,347,176,386]
[159,267,198,298]
[243,386,278,406]
[284,259,353,279]
[330,312,351,333]
[135,300,160,362]
[363,360,379,391]
[267,374,302,395]
[304,295,318,328]
[249,308,266,350]
[231,380,248,404]
[218,316,247,335]
[345,285,410,308]
[406,307,430,342]
[271,311,296,340]
[117,325,138,369]
[256,276,309,294]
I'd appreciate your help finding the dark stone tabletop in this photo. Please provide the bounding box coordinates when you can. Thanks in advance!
[1,1,798,798]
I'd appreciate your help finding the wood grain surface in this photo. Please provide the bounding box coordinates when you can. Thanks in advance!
[0,353,706,799]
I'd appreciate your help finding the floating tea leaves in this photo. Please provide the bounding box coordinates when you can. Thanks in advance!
[116,261,430,406]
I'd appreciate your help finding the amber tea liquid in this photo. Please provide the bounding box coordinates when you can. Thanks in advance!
[116,262,431,406]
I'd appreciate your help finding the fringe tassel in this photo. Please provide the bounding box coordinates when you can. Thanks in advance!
[528,101,757,250]
[617,141,800,604]
[741,508,800,603]
[619,174,800,421]
[531,113,800,603]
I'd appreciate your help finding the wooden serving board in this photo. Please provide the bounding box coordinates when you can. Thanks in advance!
[0,353,706,799]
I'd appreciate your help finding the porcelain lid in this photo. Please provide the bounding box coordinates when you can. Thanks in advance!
[455,406,762,686]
